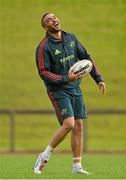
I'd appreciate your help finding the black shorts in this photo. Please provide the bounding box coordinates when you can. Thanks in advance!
[47,87,87,125]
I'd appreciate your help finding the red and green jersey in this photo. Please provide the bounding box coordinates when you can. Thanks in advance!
[36,31,104,90]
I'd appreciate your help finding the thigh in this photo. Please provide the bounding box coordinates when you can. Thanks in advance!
[47,90,74,125]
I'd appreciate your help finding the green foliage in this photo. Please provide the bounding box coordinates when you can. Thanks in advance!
[0,154,126,179]
[0,0,126,109]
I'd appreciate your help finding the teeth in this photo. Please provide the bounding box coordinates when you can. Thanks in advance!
[53,22,59,28]
[55,24,59,28]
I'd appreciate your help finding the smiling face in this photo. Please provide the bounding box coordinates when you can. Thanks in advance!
[42,13,61,33]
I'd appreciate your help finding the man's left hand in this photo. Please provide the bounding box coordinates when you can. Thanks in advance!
[98,81,106,95]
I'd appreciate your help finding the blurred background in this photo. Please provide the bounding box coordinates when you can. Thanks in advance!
[0,0,126,153]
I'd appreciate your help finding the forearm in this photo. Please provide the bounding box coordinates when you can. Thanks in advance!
[39,71,70,85]
[90,62,104,84]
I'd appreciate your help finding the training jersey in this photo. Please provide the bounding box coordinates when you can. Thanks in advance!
[36,31,104,91]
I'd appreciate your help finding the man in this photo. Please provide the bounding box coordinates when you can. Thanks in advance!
[33,12,106,175]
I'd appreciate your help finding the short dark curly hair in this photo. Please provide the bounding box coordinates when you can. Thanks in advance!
[41,12,51,27]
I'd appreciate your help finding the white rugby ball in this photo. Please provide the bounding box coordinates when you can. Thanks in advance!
[69,59,93,76]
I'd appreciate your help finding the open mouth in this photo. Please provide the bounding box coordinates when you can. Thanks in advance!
[54,22,59,28]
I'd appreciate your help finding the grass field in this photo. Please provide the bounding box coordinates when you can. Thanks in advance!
[0,2,126,178]
[0,0,126,109]
[0,154,126,179]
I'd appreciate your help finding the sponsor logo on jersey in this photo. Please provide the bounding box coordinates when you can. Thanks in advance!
[59,54,74,63]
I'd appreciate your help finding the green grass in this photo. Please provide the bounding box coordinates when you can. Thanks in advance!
[0,0,126,109]
[0,0,126,162]
[0,154,126,179]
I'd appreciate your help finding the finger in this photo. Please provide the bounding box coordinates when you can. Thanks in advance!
[76,74,83,80]
[100,85,106,95]
[77,72,84,77]
[103,86,106,95]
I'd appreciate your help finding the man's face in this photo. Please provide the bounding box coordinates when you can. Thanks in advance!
[43,13,61,33]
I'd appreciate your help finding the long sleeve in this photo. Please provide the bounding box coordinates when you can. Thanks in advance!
[36,38,69,85]
[74,35,104,84]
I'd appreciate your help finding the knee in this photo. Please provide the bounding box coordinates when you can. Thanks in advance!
[62,117,75,132]
[74,120,83,131]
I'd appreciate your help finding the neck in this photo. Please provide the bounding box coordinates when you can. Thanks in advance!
[47,31,62,40]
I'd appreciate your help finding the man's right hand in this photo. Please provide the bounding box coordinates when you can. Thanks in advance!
[68,71,84,81]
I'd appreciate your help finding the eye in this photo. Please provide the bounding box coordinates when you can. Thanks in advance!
[47,18,52,23]
[53,16,58,20]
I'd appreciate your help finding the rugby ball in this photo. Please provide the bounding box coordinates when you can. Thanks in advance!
[69,59,93,76]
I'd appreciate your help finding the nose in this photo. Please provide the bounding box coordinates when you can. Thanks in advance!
[53,19,56,23]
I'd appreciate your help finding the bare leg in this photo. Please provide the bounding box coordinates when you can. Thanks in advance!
[33,117,75,174]
[71,119,83,163]
[71,121,91,174]
[50,116,75,148]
